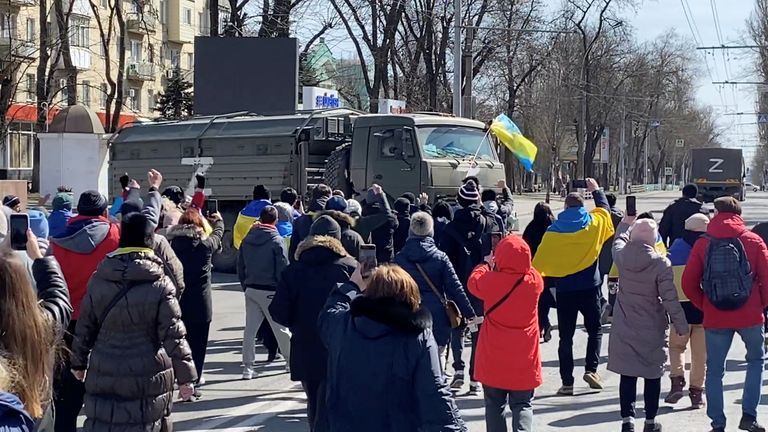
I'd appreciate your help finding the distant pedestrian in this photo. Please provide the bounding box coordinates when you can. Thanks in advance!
[70,212,197,431]
[48,191,74,238]
[319,265,466,432]
[682,197,768,432]
[237,206,292,379]
[356,184,399,263]
[532,178,615,395]
[522,202,556,342]
[610,217,689,432]
[289,184,332,263]
[234,185,274,249]
[659,184,705,246]
[270,215,357,431]
[665,213,709,409]
[432,199,452,246]
[393,197,412,254]
[468,235,544,432]
[165,207,225,389]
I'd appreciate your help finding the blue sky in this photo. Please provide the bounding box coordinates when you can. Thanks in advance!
[629,0,759,160]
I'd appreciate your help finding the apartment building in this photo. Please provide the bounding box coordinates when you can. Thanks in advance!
[0,0,225,179]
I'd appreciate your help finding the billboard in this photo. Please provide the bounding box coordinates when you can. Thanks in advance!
[302,87,340,110]
[194,37,299,115]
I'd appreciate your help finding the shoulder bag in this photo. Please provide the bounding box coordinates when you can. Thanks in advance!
[415,263,463,328]
[485,272,526,317]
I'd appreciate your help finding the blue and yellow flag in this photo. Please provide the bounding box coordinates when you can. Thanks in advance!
[490,114,538,171]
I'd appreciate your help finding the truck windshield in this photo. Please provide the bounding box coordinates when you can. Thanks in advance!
[416,126,497,161]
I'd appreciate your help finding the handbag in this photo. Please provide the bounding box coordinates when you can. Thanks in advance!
[415,263,463,328]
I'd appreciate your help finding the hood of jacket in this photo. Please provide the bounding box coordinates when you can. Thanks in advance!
[451,205,485,236]
[550,207,591,233]
[96,251,165,284]
[242,224,281,246]
[0,391,34,429]
[240,199,272,218]
[50,215,113,254]
[350,295,432,338]
[295,234,348,263]
[707,213,747,239]
[620,240,659,272]
[164,224,206,241]
[399,236,440,263]
[494,235,532,274]
[319,210,356,230]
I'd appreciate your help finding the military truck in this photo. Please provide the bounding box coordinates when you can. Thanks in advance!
[109,110,506,271]
[689,147,745,202]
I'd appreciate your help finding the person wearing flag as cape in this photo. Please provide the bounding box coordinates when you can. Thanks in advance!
[532,178,615,396]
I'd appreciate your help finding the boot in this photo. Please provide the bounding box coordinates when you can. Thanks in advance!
[689,386,705,409]
[664,376,686,404]
[643,422,662,432]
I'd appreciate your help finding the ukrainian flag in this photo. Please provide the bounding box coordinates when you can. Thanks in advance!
[490,114,538,171]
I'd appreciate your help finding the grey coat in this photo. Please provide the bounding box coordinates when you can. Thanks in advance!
[237,225,288,290]
[608,222,688,379]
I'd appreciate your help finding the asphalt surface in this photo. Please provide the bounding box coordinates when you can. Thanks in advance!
[105,191,768,432]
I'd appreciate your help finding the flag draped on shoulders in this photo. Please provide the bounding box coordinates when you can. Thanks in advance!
[234,199,272,249]
[532,206,614,278]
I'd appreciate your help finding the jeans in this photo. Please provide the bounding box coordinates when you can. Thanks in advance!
[669,324,706,388]
[185,320,211,380]
[302,379,327,432]
[243,289,292,368]
[619,375,661,420]
[705,325,765,428]
[450,324,480,380]
[556,287,603,386]
[483,386,534,432]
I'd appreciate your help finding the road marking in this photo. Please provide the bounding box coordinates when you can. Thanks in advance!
[183,394,303,432]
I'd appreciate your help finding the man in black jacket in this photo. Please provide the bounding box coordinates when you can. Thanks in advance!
[659,184,705,246]
[289,184,332,263]
[355,184,398,263]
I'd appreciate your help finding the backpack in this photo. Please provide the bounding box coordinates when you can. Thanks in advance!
[444,219,486,285]
[702,234,753,311]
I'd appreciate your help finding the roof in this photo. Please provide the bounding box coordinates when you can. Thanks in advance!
[48,105,105,134]
[353,113,486,129]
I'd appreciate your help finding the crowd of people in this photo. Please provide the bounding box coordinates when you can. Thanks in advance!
[0,171,766,432]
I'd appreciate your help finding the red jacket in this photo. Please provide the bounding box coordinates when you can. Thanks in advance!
[468,235,543,391]
[50,215,121,320]
[682,213,768,329]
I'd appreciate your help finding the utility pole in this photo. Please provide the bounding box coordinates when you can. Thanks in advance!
[452,0,462,117]
[462,27,474,118]
[619,103,626,194]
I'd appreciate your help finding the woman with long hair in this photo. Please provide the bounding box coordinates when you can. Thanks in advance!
[164,207,224,390]
[0,230,72,428]
[522,202,556,342]
[318,264,465,432]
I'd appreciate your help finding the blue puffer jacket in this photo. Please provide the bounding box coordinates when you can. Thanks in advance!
[0,391,35,431]
[395,237,476,346]
[319,283,466,432]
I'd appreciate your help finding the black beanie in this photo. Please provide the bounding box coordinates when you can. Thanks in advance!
[253,185,271,200]
[310,215,341,240]
[682,184,698,199]
[394,198,411,215]
[119,212,154,248]
[77,190,108,216]
[162,186,184,205]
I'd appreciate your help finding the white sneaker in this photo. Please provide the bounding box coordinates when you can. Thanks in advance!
[197,375,206,386]
[242,368,254,380]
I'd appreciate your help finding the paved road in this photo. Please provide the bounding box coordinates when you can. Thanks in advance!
[154,191,768,432]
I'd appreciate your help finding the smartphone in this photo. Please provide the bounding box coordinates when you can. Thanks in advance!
[491,232,503,250]
[571,179,587,189]
[9,213,29,251]
[359,244,378,278]
[626,195,637,217]
[204,199,218,217]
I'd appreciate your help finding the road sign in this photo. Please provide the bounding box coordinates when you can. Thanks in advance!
[665,167,673,176]
[758,113,768,124]
[675,139,685,148]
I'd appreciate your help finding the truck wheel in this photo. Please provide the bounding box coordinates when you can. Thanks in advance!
[211,206,240,274]
[324,144,354,197]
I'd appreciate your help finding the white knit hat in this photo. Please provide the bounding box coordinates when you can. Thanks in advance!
[409,212,434,238]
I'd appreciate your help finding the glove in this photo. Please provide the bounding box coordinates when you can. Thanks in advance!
[119,173,130,189]
[195,174,206,190]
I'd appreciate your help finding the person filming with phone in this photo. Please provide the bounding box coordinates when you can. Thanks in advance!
[532,178,615,395]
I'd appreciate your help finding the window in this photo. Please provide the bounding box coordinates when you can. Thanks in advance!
[131,0,140,14]
[59,79,68,103]
[218,9,228,31]
[25,18,34,42]
[159,0,167,24]
[170,49,180,67]
[80,81,90,107]
[183,7,192,25]
[185,52,193,69]
[100,83,107,108]
[374,128,414,159]
[70,16,89,48]
[416,126,498,161]
[129,39,141,62]
[1,14,17,39]
[101,0,108,8]
[25,74,34,102]
[9,132,33,169]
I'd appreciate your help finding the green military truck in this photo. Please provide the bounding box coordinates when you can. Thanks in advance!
[109,110,506,271]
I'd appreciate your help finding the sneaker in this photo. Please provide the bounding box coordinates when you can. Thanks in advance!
[689,386,705,409]
[621,423,635,432]
[643,422,662,432]
[193,388,203,400]
[583,372,603,390]
[450,373,465,390]
[468,382,481,395]
[197,375,206,386]
[739,415,766,432]
[664,376,686,404]
[557,385,574,396]
[242,368,254,380]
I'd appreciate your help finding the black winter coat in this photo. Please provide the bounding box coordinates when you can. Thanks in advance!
[318,283,466,432]
[659,197,705,246]
[356,204,399,263]
[165,220,224,323]
[395,237,475,346]
[70,251,196,432]
[393,214,411,255]
[439,206,486,314]
[269,235,358,382]
[288,197,328,263]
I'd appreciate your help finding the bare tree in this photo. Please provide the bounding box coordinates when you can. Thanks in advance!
[89,0,128,132]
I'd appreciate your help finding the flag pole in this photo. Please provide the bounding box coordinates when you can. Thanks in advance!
[470,127,493,165]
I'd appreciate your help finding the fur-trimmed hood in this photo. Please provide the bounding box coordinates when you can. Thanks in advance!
[163,224,207,241]
[295,234,349,262]
[318,210,356,229]
[350,296,433,336]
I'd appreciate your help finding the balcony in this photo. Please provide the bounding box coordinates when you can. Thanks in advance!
[9,0,35,7]
[0,38,37,61]
[127,62,155,81]
[127,13,157,34]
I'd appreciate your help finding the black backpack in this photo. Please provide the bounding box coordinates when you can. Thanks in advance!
[444,220,486,285]
[702,234,753,311]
